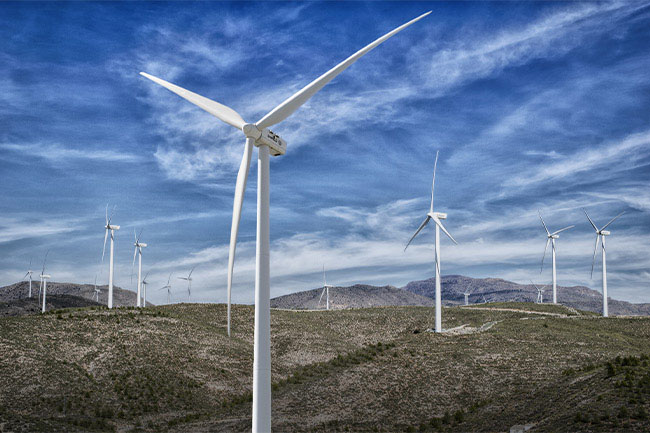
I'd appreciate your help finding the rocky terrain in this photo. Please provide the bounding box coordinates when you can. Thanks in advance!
[0,281,150,311]
[1,302,649,432]
[0,294,102,317]
[270,284,434,310]
[404,275,650,316]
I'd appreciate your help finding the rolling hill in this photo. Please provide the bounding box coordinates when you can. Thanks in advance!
[0,303,649,432]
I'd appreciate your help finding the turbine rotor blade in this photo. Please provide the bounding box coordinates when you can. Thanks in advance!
[139,72,246,130]
[319,287,326,304]
[101,229,108,264]
[541,238,550,273]
[551,225,575,236]
[404,216,431,251]
[600,211,625,231]
[189,266,196,278]
[227,138,254,328]
[583,209,598,232]
[430,151,438,213]
[431,215,458,244]
[255,11,431,129]
[590,235,601,278]
[538,211,550,236]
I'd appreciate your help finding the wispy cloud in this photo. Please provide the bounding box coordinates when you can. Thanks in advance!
[0,216,80,244]
[0,142,142,164]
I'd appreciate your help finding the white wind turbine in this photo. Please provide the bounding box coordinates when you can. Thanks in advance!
[101,205,120,309]
[140,12,430,431]
[141,272,150,306]
[318,265,334,310]
[178,266,196,302]
[463,288,472,306]
[131,229,148,307]
[22,258,34,298]
[39,252,51,313]
[159,272,173,304]
[93,276,101,302]
[531,281,546,304]
[584,209,625,318]
[404,151,457,333]
[538,211,574,304]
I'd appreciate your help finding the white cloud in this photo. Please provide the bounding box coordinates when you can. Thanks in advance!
[0,142,142,164]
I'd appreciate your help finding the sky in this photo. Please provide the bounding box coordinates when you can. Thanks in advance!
[1,1,649,306]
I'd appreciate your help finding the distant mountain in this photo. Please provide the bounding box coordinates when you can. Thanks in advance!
[271,284,434,310]
[0,281,150,308]
[0,294,102,317]
[403,275,650,316]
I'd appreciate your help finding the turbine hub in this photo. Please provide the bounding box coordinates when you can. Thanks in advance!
[242,123,262,139]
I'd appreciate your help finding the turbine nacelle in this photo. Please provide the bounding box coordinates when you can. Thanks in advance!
[242,123,287,156]
[600,230,611,236]
[106,224,120,231]
[135,242,148,248]
[548,234,559,239]
[40,274,51,279]
[428,211,447,220]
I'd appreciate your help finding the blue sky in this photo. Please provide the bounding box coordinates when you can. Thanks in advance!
[1,1,649,305]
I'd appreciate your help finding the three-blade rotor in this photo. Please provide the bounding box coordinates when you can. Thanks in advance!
[584,209,625,278]
[538,211,574,272]
[140,10,432,335]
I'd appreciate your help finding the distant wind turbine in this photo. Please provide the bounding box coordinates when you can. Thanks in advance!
[93,276,101,302]
[131,229,147,307]
[405,151,457,333]
[178,266,196,302]
[160,272,173,304]
[141,272,150,306]
[23,258,33,298]
[140,11,431,431]
[319,266,334,310]
[538,211,574,304]
[39,252,51,313]
[101,205,120,309]
[531,281,545,304]
[584,209,625,317]
[463,288,472,306]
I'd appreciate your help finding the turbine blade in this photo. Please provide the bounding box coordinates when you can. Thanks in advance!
[167,272,173,285]
[131,245,137,283]
[255,11,431,129]
[430,151,438,213]
[431,215,458,244]
[101,229,108,264]
[319,287,326,304]
[583,209,598,232]
[22,272,30,280]
[538,211,550,235]
[227,138,254,329]
[541,238,550,273]
[105,204,109,226]
[189,265,196,278]
[600,211,625,231]
[42,250,49,274]
[590,235,600,278]
[404,216,431,251]
[139,72,246,130]
[551,225,575,236]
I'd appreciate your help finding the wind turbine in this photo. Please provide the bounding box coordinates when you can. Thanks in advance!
[39,252,51,313]
[178,266,196,302]
[131,229,147,307]
[23,258,33,298]
[140,11,430,432]
[141,272,150,306]
[584,209,625,317]
[93,276,101,302]
[531,281,545,304]
[101,205,120,309]
[159,272,173,304]
[463,288,472,306]
[538,211,574,304]
[404,151,457,333]
[318,265,334,310]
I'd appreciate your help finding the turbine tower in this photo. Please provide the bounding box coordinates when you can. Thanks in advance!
[538,211,574,304]
[160,272,173,304]
[131,229,147,307]
[23,258,33,298]
[531,281,545,304]
[140,11,430,432]
[463,289,472,306]
[405,151,457,333]
[101,205,120,309]
[584,209,625,317]
[39,253,50,313]
[319,265,334,310]
[178,266,196,302]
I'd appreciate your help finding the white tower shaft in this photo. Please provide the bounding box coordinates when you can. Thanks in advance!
[28,276,32,298]
[252,144,271,433]
[434,224,442,333]
[551,239,557,304]
[137,251,142,307]
[108,230,115,309]
[41,280,47,313]
[464,293,469,306]
[602,235,608,317]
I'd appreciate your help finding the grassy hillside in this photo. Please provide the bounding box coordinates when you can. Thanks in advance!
[0,303,649,432]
